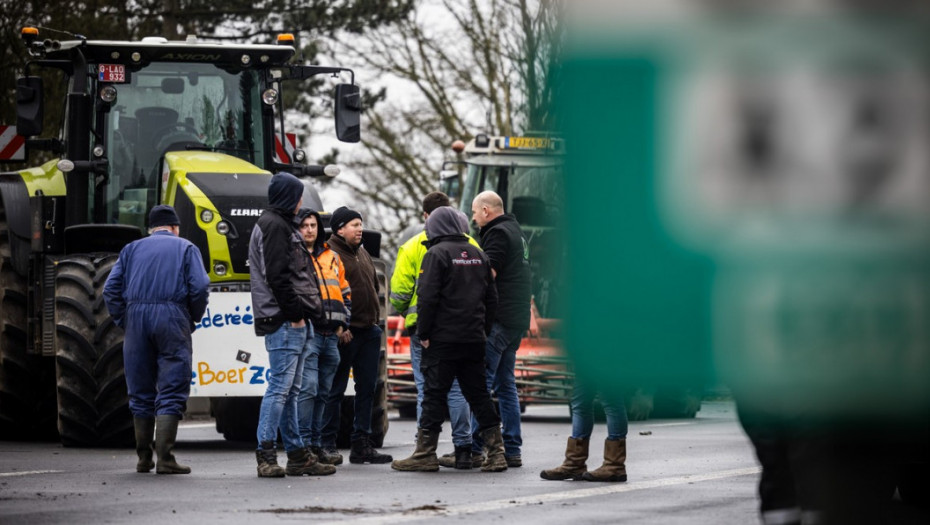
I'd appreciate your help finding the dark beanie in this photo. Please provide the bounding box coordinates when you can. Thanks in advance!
[329,206,362,234]
[268,172,304,214]
[148,205,180,228]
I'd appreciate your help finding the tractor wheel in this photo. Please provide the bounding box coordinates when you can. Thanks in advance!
[55,254,133,447]
[0,211,57,440]
[211,397,260,442]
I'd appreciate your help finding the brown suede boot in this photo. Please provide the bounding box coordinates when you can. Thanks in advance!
[392,428,439,472]
[540,437,589,480]
[582,438,627,482]
[133,417,155,473]
[479,426,508,472]
[256,442,286,478]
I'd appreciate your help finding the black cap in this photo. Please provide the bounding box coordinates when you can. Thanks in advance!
[148,205,180,228]
[329,206,362,234]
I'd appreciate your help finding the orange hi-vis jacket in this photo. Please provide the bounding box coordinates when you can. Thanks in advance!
[310,243,352,333]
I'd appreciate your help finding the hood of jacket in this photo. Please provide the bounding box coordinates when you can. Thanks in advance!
[425,206,468,246]
[296,207,326,255]
[268,172,304,215]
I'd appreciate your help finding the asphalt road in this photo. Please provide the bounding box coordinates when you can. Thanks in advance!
[0,401,762,524]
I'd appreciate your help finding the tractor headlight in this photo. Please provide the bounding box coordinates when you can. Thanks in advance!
[293,148,306,163]
[99,85,117,103]
[216,221,231,235]
[200,209,214,223]
[213,262,228,276]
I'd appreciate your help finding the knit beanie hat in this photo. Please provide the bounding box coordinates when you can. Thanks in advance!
[148,205,180,228]
[329,206,362,235]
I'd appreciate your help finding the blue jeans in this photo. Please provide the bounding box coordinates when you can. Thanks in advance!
[256,323,312,453]
[471,322,524,456]
[298,332,341,447]
[321,325,382,446]
[413,333,472,447]
[571,375,628,440]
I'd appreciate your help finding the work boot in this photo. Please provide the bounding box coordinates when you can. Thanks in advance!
[154,414,190,474]
[438,449,484,469]
[391,429,439,472]
[506,455,523,468]
[479,426,508,472]
[540,437,589,481]
[311,445,343,466]
[582,438,627,482]
[286,447,337,476]
[256,442,286,478]
[349,435,393,464]
[133,417,155,473]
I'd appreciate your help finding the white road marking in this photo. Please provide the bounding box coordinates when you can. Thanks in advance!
[179,422,218,429]
[339,466,761,524]
[0,470,63,477]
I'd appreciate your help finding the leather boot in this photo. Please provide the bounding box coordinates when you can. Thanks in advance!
[438,448,484,469]
[154,415,190,474]
[582,438,627,482]
[349,435,393,464]
[256,442,286,478]
[391,429,439,472]
[133,417,155,473]
[540,437,589,480]
[479,426,508,472]
[286,446,337,476]
[311,445,343,466]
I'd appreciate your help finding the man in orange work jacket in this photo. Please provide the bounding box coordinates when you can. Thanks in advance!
[296,208,352,466]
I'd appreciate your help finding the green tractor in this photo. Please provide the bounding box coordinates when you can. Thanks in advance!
[0,27,386,446]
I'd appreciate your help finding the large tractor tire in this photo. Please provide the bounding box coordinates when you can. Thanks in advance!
[55,254,133,447]
[211,397,260,442]
[0,211,57,440]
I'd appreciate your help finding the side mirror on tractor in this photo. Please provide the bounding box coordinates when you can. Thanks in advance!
[16,76,44,137]
[334,83,360,143]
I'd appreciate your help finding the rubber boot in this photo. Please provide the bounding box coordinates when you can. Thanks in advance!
[256,441,286,478]
[311,445,343,466]
[582,438,627,482]
[349,435,393,464]
[479,426,508,472]
[391,429,440,472]
[286,446,337,476]
[540,437,589,480]
[154,414,190,474]
[133,417,155,473]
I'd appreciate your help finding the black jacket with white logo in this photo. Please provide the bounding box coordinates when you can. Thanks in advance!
[417,207,498,345]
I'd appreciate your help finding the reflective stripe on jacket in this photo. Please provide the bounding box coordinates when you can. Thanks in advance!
[311,244,352,332]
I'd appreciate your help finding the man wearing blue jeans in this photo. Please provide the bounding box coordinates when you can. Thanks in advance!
[295,209,352,466]
[390,192,478,467]
[466,191,532,467]
[249,172,336,478]
[540,374,629,482]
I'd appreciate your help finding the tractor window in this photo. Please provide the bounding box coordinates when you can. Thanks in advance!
[100,64,263,227]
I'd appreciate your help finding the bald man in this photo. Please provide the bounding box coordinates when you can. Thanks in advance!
[466,190,531,466]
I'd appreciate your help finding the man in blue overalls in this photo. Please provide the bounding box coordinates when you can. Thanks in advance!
[104,205,210,474]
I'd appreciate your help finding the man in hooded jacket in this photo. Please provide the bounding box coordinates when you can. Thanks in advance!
[249,172,334,478]
[391,206,508,473]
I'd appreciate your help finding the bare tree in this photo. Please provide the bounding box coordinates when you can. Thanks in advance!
[325,0,564,257]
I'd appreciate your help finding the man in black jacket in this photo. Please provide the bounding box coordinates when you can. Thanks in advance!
[320,206,392,464]
[391,206,507,473]
[249,172,334,479]
[468,190,531,467]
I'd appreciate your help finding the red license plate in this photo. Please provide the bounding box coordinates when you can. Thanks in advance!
[98,64,127,83]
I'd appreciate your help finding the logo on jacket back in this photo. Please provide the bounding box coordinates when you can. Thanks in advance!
[230,208,262,217]
[452,251,483,266]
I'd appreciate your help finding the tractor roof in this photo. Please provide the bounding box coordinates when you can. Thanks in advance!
[42,36,296,67]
